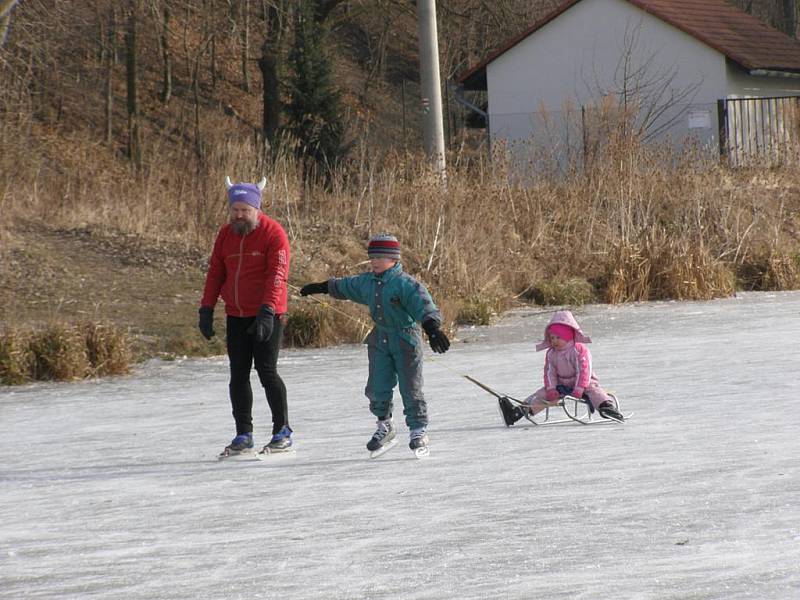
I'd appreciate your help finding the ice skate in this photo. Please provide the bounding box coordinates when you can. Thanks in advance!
[367,418,397,458]
[218,433,256,460]
[409,427,430,458]
[498,396,525,427]
[598,402,625,423]
[259,425,293,455]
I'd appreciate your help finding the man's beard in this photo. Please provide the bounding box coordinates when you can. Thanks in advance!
[231,217,258,235]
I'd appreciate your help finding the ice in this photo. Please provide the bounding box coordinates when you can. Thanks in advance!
[1,291,799,599]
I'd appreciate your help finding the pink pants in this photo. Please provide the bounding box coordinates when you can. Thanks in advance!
[524,382,611,416]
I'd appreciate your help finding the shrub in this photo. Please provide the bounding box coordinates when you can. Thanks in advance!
[455,296,495,326]
[738,250,800,291]
[522,278,596,306]
[29,323,90,381]
[0,328,35,385]
[0,321,132,385]
[603,233,735,303]
[83,322,132,377]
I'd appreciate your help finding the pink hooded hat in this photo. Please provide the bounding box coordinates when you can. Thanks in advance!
[535,310,592,351]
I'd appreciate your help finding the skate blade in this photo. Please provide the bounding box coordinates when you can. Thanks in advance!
[256,446,296,460]
[598,411,632,424]
[369,438,399,459]
[217,449,257,461]
[613,411,633,423]
[413,446,430,459]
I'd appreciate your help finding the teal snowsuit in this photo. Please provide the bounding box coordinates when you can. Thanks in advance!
[328,263,442,429]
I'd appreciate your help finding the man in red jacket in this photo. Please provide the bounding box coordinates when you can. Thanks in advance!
[199,176,292,457]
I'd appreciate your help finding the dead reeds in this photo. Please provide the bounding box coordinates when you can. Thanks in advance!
[2,95,800,376]
[0,322,131,385]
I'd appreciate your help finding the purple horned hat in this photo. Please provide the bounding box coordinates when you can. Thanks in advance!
[535,310,592,351]
[225,176,267,209]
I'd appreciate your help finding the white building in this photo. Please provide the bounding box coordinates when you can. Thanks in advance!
[458,0,800,167]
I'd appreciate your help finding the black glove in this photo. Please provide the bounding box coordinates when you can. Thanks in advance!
[422,319,450,354]
[198,306,215,340]
[300,281,328,296]
[247,305,275,342]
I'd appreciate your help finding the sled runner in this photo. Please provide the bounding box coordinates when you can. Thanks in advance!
[464,375,630,427]
[523,391,628,426]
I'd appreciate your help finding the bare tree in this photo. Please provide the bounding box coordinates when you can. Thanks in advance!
[150,0,173,103]
[240,0,251,92]
[583,19,702,144]
[97,4,118,145]
[258,0,285,149]
[126,0,143,170]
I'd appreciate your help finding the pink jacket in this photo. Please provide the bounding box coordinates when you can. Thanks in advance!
[542,342,597,391]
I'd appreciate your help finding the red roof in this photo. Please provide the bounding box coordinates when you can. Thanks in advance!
[458,0,800,90]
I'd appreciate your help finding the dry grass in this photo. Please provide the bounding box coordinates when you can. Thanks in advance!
[604,232,736,303]
[0,322,132,385]
[3,31,800,382]
[0,328,36,385]
[2,131,800,376]
[83,322,132,377]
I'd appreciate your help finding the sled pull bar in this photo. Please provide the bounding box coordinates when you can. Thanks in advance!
[462,375,503,398]
[462,375,526,405]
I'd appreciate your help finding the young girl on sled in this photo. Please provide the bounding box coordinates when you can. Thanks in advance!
[499,310,624,425]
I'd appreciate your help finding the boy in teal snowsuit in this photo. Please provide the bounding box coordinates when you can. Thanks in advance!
[300,234,450,455]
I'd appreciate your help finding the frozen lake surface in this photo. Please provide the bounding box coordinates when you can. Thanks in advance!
[2,291,799,599]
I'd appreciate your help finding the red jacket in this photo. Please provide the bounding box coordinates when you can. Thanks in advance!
[200,213,290,317]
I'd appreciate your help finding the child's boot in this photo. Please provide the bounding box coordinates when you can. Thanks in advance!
[498,397,525,426]
[598,402,625,422]
[366,417,396,451]
[409,427,429,457]
[409,427,428,451]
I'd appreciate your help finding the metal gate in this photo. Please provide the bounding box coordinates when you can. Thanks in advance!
[718,96,800,166]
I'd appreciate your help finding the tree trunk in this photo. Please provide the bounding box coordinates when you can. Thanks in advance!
[126,0,142,170]
[241,0,251,92]
[203,0,217,92]
[160,1,172,103]
[193,60,203,163]
[105,6,117,145]
[258,2,281,148]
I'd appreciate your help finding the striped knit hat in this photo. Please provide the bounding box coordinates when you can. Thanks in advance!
[367,234,401,260]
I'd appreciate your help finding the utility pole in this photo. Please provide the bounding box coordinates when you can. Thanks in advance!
[417,0,446,180]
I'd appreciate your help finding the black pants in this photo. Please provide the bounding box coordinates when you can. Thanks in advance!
[226,314,288,436]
